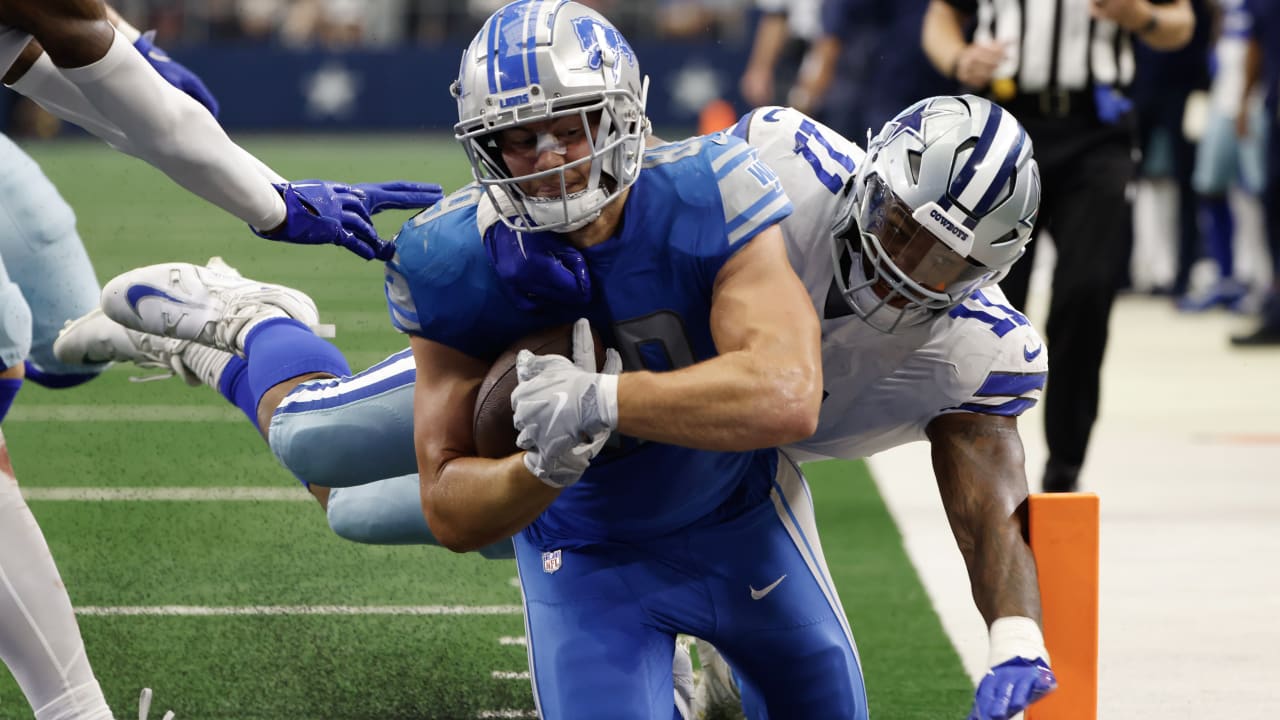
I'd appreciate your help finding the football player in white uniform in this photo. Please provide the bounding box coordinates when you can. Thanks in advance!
[62,95,1053,720]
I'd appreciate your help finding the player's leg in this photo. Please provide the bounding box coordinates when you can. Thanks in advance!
[0,253,32,422]
[0,133,107,391]
[695,453,868,718]
[0,430,115,720]
[513,533,683,719]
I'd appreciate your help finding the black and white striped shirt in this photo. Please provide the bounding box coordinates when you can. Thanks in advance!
[943,0,1174,92]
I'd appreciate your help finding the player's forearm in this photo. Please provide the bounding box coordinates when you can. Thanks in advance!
[420,453,559,552]
[929,414,1043,623]
[55,28,286,229]
[965,508,1043,624]
[615,349,821,451]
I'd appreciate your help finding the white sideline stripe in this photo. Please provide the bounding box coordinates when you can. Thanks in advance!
[75,605,523,616]
[498,636,527,646]
[22,487,310,502]
[490,671,530,680]
[477,711,536,719]
[7,405,242,422]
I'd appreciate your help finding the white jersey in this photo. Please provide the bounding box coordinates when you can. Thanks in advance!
[0,23,30,76]
[733,107,1049,462]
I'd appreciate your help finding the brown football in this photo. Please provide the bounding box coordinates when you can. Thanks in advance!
[472,323,604,459]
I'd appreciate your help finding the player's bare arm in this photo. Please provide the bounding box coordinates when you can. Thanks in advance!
[926,411,1042,624]
[613,225,823,451]
[411,335,560,552]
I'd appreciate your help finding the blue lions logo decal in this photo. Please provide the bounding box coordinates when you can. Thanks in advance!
[571,17,636,82]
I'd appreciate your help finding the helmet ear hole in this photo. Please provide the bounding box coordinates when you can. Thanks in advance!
[907,149,924,184]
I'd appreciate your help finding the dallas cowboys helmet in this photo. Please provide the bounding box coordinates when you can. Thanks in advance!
[453,0,650,232]
[832,94,1040,332]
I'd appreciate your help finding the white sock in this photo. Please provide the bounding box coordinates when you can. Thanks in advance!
[0,437,114,720]
[181,342,234,390]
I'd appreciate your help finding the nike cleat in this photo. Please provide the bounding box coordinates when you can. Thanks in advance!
[53,308,201,386]
[101,257,330,356]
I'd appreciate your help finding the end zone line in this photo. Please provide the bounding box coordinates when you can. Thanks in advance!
[75,605,522,616]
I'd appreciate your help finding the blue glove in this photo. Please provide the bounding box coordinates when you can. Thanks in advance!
[252,180,384,260]
[350,181,444,214]
[484,222,592,311]
[134,31,219,117]
[1092,84,1133,125]
[968,657,1057,720]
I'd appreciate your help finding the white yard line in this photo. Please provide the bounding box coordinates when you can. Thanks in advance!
[75,605,522,616]
[23,487,309,501]
[6,405,243,422]
[476,711,536,719]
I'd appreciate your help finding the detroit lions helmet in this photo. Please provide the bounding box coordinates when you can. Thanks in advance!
[832,95,1040,332]
[453,0,650,232]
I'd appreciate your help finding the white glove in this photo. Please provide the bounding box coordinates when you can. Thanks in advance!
[513,318,621,488]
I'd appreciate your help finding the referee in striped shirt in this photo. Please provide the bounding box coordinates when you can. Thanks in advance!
[922,0,1193,494]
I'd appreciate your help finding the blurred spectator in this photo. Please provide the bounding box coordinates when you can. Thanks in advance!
[1232,0,1280,345]
[1130,0,1213,301]
[791,0,950,142]
[738,0,820,108]
[656,0,747,40]
[1183,0,1266,313]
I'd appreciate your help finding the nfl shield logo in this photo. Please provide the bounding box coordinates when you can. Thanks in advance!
[541,549,562,574]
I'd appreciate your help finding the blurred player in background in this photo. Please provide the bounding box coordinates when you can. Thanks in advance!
[69,94,1055,719]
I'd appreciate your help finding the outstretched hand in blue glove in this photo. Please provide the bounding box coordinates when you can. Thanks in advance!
[968,656,1057,720]
[134,31,219,117]
[252,180,444,261]
[484,222,592,311]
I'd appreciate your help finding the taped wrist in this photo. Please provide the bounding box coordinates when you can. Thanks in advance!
[987,616,1050,666]
[596,373,619,430]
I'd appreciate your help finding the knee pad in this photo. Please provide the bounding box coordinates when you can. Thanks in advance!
[326,476,436,546]
[0,281,32,371]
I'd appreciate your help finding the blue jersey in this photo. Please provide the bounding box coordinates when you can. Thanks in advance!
[386,133,794,548]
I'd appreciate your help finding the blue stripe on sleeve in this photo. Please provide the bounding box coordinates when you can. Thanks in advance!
[976,371,1047,397]
[954,397,1038,416]
[724,184,788,239]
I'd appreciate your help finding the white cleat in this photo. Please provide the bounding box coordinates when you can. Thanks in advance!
[100,257,329,356]
[691,639,745,720]
[53,308,201,386]
[137,687,175,720]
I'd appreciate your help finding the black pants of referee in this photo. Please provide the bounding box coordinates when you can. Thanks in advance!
[998,111,1136,489]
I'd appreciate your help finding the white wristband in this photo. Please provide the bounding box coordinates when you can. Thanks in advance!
[597,372,619,430]
[987,616,1049,667]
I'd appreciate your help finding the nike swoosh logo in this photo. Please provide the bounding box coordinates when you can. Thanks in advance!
[545,392,570,433]
[1023,344,1043,362]
[126,285,185,315]
[749,574,787,600]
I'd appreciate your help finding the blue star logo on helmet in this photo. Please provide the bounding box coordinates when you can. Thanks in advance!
[880,99,964,149]
[571,16,636,82]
